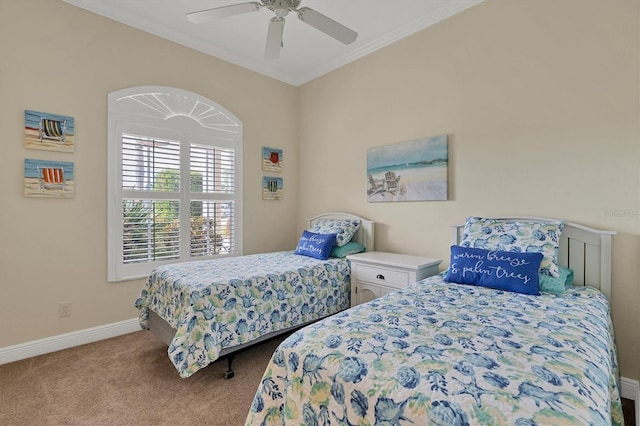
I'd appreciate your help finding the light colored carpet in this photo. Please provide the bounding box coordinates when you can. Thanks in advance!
[0,331,285,426]
[0,331,635,425]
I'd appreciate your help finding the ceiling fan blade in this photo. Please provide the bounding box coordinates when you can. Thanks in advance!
[265,17,285,60]
[187,2,262,24]
[296,7,358,45]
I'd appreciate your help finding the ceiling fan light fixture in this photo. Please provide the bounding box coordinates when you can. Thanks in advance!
[274,7,289,18]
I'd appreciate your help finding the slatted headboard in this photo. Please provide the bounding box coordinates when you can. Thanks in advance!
[307,212,375,251]
[451,217,616,300]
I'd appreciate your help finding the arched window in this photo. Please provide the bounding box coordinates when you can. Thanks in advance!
[107,87,243,282]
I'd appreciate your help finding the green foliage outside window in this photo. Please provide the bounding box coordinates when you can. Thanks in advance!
[122,169,231,263]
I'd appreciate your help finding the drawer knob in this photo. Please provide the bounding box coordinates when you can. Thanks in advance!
[376,274,385,280]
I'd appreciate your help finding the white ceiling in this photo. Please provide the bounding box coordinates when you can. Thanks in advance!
[62,0,483,86]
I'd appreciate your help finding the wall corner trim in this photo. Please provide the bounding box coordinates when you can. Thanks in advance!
[0,318,140,365]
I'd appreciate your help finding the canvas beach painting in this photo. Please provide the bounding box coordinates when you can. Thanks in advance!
[24,159,75,198]
[262,147,283,172]
[24,110,75,152]
[367,135,448,202]
[262,176,283,200]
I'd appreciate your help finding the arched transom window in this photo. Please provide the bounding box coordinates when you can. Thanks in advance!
[107,86,243,282]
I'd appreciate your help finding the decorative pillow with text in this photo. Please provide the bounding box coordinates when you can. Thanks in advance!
[445,245,543,295]
[294,231,337,260]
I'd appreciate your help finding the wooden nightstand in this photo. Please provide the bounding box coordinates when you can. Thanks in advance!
[347,251,442,306]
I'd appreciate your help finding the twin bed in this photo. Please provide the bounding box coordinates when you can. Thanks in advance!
[245,216,624,425]
[135,212,374,379]
[135,213,624,425]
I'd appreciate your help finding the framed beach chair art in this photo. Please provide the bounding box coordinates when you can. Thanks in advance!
[262,176,283,200]
[24,110,75,153]
[262,147,283,172]
[24,159,74,198]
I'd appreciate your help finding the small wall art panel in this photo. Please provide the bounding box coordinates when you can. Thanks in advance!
[24,110,75,153]
[367,135,448,202]
[24,158,75,198]
[262,176,283,200]
[262,147,283,172]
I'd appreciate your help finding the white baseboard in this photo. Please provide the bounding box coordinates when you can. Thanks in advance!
[0,318,140,365]
[621,376,640,426]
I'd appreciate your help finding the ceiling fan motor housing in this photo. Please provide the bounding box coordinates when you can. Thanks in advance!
[263,0,301,16]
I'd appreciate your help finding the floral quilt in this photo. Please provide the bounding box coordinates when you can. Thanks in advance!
[246,274,623,425]
[135,251,351,378]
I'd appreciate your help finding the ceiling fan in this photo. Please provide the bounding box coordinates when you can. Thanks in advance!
[187,0,358,59]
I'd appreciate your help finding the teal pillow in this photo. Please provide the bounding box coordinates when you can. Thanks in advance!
[539,266,574,295]
[330,241,366,258]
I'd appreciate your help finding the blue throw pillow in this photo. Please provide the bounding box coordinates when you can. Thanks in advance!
[445,245,543,295]
[294,231,337,260]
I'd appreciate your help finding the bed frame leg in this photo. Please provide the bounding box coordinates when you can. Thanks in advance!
[224,354,235,379]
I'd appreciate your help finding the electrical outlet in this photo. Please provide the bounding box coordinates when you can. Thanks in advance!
[59,301,72,317]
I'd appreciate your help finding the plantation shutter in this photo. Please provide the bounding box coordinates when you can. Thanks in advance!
[189,144,236,257]
[121,135,181,263]
[120,135,236,265]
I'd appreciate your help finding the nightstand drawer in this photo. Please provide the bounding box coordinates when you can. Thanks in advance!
[355,264,409,288]
[347,251,442,307]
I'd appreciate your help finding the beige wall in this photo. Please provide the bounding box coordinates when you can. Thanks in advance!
[0,0,298,344]
[298,0,639,380]
[1,0,638,383]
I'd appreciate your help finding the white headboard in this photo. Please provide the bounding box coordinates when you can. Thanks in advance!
[451,217,616,300]
[307,212,375,252]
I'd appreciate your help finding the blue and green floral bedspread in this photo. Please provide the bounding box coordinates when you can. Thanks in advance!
[135,251,351,378]
[246,274,623,425]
